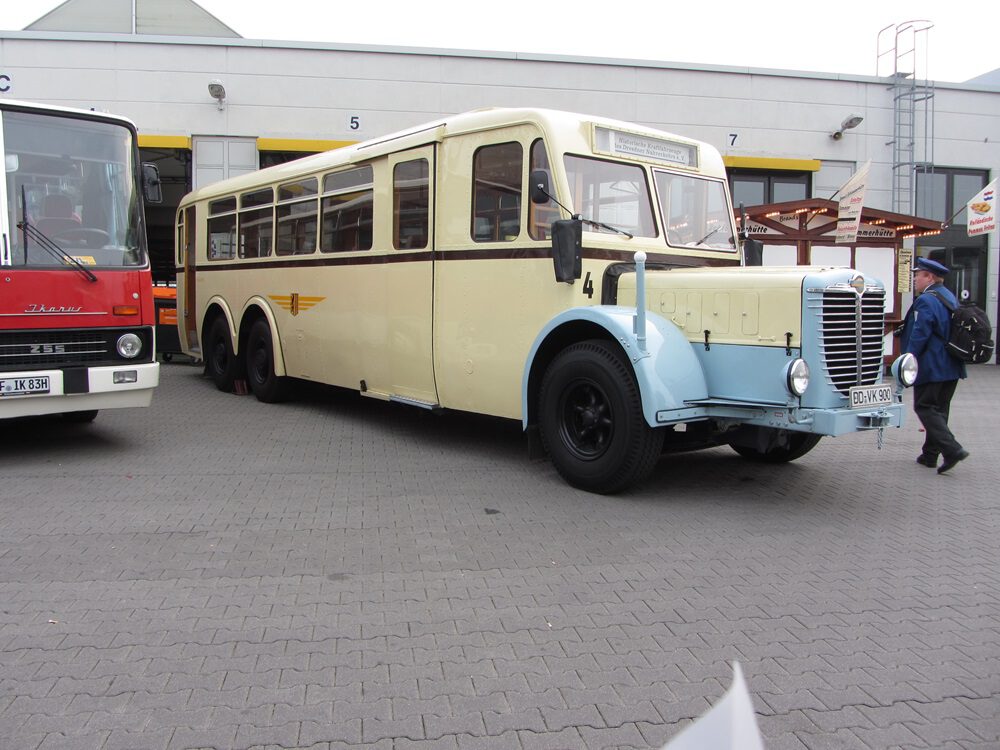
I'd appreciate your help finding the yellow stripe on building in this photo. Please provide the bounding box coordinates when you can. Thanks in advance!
[257,138,356,153]
[138,134,192,149]
[723,156,821,172]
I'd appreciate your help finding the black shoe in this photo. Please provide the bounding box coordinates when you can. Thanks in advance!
[938,450,970,475]
[916,454,938,468]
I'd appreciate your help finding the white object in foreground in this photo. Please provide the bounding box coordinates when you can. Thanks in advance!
[660,662,765,750]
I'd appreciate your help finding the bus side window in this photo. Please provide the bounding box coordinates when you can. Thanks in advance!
[239,188,274,259]
[393,159,429,250]
[472,142,522,243]
[528,139,555,240]
[321,166,374,253]
[208,196,237,260]
[276,177,318,256]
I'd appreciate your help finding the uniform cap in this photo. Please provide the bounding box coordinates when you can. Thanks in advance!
[913,257,949,276]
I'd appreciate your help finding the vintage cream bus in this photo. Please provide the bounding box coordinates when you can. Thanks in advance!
[175,108,916,493]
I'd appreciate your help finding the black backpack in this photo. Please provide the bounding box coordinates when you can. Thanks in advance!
[925,290,995,364]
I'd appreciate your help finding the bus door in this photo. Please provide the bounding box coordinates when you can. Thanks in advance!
[181,206,198,352]
[363,146,437,405]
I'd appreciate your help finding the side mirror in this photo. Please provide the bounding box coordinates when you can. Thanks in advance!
[142,163,163,204]
[551,219,582,283]
[529,169,551,205]
[743,238,763,266]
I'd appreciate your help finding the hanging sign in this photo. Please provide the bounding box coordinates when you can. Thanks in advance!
[967,179,997,236]
[897,247,912,293]
[835,161,870,244]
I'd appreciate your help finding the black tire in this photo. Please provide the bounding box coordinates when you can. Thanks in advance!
[61,409,98,423]
[246,318,289,403]
[538,340,663,494]
[204,315,242,392]
[729,427,822,463]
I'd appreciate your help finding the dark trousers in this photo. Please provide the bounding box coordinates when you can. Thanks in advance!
[913,380,963,459]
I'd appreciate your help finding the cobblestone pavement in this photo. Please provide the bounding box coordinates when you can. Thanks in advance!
[1,361,999,750]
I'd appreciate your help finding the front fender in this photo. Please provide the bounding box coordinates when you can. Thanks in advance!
[522,306,709,429]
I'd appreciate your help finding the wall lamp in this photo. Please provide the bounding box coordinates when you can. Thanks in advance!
[208,79,226,110]
[831,114,863,140]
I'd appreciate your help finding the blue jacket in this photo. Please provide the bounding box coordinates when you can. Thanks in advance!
[900,283,967,384]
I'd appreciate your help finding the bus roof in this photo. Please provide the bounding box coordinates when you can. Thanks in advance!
[181,107,727,205]
[0,98,139,131]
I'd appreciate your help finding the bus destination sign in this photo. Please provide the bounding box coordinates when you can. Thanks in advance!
[594,126,698,168]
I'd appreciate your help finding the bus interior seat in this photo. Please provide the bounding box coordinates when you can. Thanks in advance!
[36,193,82,235]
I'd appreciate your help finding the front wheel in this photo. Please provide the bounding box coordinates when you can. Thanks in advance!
[538,340,663,494]
[204,315,242,392]
[728,427,822,463]
[246,319,289,403]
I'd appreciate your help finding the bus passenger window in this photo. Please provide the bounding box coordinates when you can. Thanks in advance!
[472,142,522,242]
[207,196,237,260]
[528,139,554,240]
[320,166,373,253]
[239,188,274,259]
[276,177,318,256]
[393,159,428,250]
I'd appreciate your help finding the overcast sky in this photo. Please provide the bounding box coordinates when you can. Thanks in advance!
[4,0,999,84]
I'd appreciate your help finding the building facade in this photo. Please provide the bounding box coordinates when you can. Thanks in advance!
[2,4,998,340]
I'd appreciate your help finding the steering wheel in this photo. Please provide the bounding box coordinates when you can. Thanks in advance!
[51,228,111,248]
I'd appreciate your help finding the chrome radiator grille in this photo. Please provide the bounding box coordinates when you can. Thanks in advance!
[815,289,886,394]
[0,327,154,371]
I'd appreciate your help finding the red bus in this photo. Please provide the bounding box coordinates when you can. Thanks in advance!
[1,99,162,422]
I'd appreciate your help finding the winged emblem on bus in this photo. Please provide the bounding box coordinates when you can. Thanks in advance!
[268,294,325,316]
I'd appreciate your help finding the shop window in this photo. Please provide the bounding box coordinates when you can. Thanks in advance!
[729,170,809,206]
[915,168,989,305]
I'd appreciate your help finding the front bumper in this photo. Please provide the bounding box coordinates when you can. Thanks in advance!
[656,396,905,436]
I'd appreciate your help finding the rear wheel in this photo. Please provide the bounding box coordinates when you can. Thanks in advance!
[729,427,822,463]
[246,319,289,403]
[204,316,242,392]
[539,340,663,494]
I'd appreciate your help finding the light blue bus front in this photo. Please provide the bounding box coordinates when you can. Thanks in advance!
[523,267,917,436]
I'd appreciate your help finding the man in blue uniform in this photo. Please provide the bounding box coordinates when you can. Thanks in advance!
[900,257,969,474]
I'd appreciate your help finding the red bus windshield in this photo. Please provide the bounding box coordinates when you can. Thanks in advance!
[2,110,146,270]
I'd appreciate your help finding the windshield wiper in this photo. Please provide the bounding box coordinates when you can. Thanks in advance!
[580,217,634,239]
[691,225,723,246]
[18,187,97,283]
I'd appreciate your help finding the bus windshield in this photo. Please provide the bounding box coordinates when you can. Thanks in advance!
[563,154,657,238]
[3,110,144,269]
[654,169,737,250]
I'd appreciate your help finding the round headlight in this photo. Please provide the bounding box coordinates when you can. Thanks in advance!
[893,352,919,387]
[116,333,143,359]
[786,358,810,396]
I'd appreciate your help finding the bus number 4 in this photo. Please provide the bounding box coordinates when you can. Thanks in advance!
[583,271,594,299]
